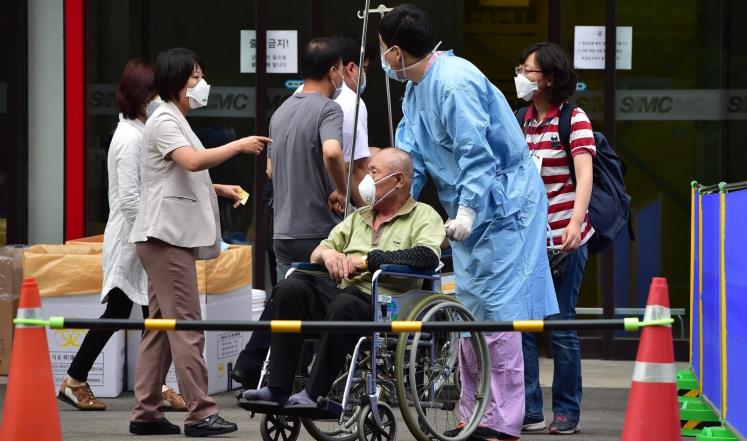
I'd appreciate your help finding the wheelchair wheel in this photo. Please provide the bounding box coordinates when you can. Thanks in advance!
[301,382,362,441]
[260,414,301,441]
[357,402,397,441]
[395,298,490,441]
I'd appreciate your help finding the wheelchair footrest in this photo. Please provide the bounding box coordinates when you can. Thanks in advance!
[236,398,341,420]
[236,399,286,415]
[317,397,343,417]
[284,402,340,420]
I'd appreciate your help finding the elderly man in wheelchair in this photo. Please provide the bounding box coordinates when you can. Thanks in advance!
[242,148,445,408]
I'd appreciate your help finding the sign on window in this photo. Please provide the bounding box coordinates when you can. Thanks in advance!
[240,30,298,74]
[574,26,632,70]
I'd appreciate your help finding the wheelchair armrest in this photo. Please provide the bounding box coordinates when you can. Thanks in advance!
[378,264,437,277]
[290,262,326,272]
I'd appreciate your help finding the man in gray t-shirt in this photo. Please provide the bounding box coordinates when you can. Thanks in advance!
[268,38,348,280]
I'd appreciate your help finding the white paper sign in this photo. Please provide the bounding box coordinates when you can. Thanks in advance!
[574,26,632,70]
[240,30,298,74]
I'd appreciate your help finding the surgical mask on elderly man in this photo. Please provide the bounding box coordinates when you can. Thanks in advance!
[358,173,398,207]
[186,78,211,109]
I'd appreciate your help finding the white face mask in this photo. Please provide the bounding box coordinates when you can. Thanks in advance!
[514,74,539,101]
[186,78,211,109]
[358,173,398,207]
[331,68,344,100]
[145,96,163,118]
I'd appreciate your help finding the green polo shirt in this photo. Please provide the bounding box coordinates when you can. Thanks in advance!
[320,197,445,296]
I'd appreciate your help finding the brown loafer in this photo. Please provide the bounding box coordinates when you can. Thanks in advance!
[161,386,187,411]
[57,378,106,411]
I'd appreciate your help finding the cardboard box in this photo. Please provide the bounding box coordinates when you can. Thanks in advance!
[65,234,104,251]
[24,244,125,397]
[127,245,255,395]
[41,294,126,397]
[0,295,19,375]
[0,245,26,375]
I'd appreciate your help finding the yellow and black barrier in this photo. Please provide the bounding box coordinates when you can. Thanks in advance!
[13,316,673,333]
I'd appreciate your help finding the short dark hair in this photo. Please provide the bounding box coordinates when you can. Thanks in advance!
[300,38,341,81]
[117,59,155,120]
[154,48,205,103]
[332,33,376,67]
[520,42,577,105]
[378,3,434,58]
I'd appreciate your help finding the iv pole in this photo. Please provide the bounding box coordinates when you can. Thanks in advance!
[343,3,394,217]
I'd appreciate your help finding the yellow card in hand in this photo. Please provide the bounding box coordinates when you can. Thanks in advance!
[238,188,250,205]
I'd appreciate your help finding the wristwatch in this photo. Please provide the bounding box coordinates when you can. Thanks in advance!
[359,254,368,271]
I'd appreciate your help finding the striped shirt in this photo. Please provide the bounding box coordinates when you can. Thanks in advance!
[522,103,596,247]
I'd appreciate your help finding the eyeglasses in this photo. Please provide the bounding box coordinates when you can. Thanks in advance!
[515,66,543,75]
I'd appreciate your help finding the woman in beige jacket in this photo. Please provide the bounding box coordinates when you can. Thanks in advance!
[128,47,270,437]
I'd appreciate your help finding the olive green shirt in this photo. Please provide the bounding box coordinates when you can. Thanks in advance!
[320,197,445,295]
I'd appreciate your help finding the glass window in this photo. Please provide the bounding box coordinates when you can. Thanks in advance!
[610,0,747,317]
[86,0,258,241]
[0,0,27,245]
[560,0,607,317]
[0,0,9,246]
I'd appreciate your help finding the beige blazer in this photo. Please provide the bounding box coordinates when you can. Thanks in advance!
[130,101,220,260]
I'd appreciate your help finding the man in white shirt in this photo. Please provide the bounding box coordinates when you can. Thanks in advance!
[331,34,377,207]
[295,34,376,208]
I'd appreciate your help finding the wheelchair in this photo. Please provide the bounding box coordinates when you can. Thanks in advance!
[237,259,491,441]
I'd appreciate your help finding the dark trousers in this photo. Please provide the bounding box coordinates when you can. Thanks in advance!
[273,238,326,282]
[67,288,148,382]
[233,303,274,389]
[268,276,371,398]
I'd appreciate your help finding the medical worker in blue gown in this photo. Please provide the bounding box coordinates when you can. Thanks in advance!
[379,5,558,439]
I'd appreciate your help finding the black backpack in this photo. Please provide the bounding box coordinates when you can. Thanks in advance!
[515,104,635,254]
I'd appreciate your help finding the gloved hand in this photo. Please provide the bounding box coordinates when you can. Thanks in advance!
[444,206,476,241]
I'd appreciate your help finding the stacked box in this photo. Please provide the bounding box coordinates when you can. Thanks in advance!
[127,245,255,395]
[0,245,25,375]
[24,244,125,397]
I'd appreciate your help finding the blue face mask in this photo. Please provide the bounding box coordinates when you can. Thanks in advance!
[354,71,367,94]
[380,46,406,83]
[380,41,443,83]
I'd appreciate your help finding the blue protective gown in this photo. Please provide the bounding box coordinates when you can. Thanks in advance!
[396,51,558,321]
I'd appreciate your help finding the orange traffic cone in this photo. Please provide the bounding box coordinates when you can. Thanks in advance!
[621,277,681,441]
[0,277,62,440]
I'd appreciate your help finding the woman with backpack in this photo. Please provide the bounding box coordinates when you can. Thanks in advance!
[515,42,595,435]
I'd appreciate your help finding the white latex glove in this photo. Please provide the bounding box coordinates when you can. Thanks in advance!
[444,206,476,242]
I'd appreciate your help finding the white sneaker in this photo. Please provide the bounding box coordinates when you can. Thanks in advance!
[521,419,548,433]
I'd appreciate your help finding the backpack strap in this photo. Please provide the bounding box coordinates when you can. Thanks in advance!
[514,106,530,134]
[558,103,577,187]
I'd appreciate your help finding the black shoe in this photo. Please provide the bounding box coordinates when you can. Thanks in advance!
[230,368,251,388]
[184,415,238,437]
[129,418,181,435]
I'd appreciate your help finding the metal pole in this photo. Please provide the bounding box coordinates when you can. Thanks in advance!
[384,76,395,146]
[32,317,671,333]
[253,0,268,290]
[602,0,617,359]
[344,0,372,218]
